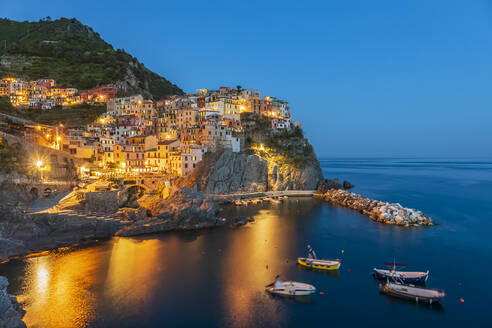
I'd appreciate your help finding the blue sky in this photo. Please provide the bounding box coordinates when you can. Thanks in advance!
[2,1,491,158]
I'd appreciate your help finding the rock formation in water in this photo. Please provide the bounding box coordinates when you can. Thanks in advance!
[316,189,433,226]
[0,276,26,328]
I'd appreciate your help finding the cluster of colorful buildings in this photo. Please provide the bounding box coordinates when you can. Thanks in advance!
[24,86,292,177]
[0,77,123,109]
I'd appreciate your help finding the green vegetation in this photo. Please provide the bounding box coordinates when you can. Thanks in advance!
[241,113,315,167]
[0,17,183,99]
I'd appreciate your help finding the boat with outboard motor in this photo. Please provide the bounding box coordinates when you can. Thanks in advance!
[265,275,316,296]
[379,281,445,304]
[297,245,341,271]
[373,262,428,283]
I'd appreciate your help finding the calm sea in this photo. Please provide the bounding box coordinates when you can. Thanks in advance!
[1,158,491,327]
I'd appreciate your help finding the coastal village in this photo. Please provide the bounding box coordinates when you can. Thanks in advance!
[0,76,292,180]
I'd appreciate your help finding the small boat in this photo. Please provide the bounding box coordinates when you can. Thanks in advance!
[266,279,316,296]
[373,262,428,283]
[270,198,281,204]
[297,245,341,271]
[298,257,341,270]
[379,281,445,304]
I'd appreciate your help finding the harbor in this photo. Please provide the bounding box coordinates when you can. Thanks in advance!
[0,158,490,327]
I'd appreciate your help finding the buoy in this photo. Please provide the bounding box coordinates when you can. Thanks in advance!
[458,282,462,286]
[378,283,382,288]
[460,298,464,303]
[319,291,325,295]
[218,249,222,252]
[266,264,269,270]
[285,259,289,263]
[347,269,351,272]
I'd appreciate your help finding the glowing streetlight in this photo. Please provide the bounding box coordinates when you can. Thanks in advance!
[36,160,43,168]
[259,144,265,151]
[56,136,61,142]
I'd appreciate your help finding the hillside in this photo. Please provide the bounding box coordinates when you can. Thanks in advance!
[0,17,183,99]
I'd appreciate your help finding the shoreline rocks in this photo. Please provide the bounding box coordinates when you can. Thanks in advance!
[0,276,26,328]
[316,189,433,226]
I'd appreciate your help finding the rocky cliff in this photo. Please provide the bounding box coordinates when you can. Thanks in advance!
[177,149,323,194]
[0,277,26,328]
[177,113,324,194]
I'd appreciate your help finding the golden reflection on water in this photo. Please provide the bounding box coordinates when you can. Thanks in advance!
[19,237,166,328]
[221,209,293,327]
[20,248,103,328]
[103,237,163,310]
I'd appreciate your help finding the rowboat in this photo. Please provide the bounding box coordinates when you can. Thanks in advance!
[297,257,341,270]
[297,244,341,271]
[266,280,316,296]
[373,268,429,283]
[379,281,445,304]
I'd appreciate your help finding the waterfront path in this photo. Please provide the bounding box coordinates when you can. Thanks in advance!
[207,190,316,201]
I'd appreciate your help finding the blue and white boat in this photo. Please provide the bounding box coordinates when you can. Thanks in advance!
[373,262,429,284]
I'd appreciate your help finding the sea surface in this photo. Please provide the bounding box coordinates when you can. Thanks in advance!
[1,158,492,328]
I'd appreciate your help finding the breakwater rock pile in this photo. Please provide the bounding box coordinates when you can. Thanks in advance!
[316,189,433,226]
[0,276,26,328]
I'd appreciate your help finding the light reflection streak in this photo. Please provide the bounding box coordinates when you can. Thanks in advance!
[221,209,290,327]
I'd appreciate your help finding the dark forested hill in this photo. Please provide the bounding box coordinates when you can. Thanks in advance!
[0,17,183,99]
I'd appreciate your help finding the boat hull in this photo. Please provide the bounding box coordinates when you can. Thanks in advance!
[373,268,428,283]
[379,282,445,304]
[266,281,316,296]
[297,257,341,271]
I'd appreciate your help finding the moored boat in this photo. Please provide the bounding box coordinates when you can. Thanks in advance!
[297,244,341,271]
[265,280,316,296]
[379,281,445,304]
[373,261,428,283]
[297,257,341,270]
[373,268,429,283]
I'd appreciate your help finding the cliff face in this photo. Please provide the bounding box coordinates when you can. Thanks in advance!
[179,149,323,194]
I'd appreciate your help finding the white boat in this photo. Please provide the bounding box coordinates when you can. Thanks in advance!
[373,268,428,283]
[265,280,316,296]
[270,199,281,204]
[380,281,445,304]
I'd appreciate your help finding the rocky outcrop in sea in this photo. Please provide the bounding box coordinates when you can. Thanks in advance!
[0,276,26,328]
[316,189,433,226]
